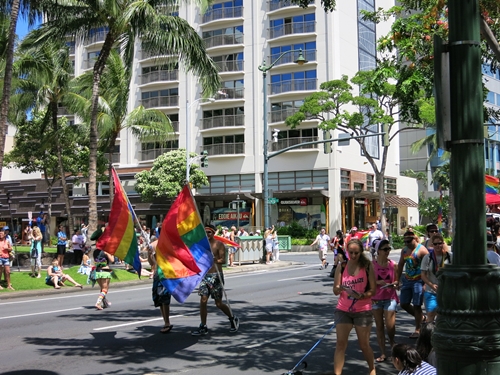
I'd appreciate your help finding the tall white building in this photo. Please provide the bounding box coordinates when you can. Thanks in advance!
[4,0,419,234]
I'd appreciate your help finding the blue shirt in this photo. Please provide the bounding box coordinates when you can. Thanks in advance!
[57,231,67,245]
[37,213,46,233]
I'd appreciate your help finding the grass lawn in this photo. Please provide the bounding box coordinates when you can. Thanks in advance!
[0,266,145,292]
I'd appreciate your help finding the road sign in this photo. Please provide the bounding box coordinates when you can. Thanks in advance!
[268,198,279,204]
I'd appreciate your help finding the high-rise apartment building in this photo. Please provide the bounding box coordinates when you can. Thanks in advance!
[3,0,419,234]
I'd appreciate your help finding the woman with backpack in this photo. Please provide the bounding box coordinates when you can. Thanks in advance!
[421,233,452,322]
[371,238,399,363]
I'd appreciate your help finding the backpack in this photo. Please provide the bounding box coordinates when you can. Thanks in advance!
[428,249,451,272]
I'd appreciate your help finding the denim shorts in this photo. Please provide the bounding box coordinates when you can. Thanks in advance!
[400,278,424,306]
[424,291,438,312]
[334,309,373,327]
[0,257,10,266]
[372,299,398,311]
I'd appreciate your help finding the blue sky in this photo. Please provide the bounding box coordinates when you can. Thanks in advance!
[15,17,37,40]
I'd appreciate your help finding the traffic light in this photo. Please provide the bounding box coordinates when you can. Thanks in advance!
[201,150,208,168]
[382,123,390,147]
[323,130,333,153]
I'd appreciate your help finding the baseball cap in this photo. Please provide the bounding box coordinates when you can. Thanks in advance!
[374,239,391,252]
[256,229,261,234]
[3,226,9,231]
[351,227,358,231]
[426,223,438,231]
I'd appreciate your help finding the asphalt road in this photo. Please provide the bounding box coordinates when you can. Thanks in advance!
[0,252,416,375]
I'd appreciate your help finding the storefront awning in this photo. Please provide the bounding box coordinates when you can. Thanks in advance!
[385,195,418,208]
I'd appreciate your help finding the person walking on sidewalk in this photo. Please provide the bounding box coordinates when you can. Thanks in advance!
[371,238,399,363]
[311,227,330,269]
[396,230,429,339]
[191,224,239,336]
[333,238,376,375]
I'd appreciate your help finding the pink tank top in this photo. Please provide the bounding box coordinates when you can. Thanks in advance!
[336,266,372,312]
[372,259,398,301]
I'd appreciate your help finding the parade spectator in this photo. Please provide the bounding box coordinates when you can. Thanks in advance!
[272,233,280,262]
[311,227,330,269]
[72,229,85,267]
[391,344,436,375]
[77,247,92,276]
[81,223,88,244]
[371,238,399,362]
[0,228,14,290]
[191,224,239,335]
[147,236,158,276]
[486,232,500,265]
[333,239,376,375]
[367,223,383,252]
[29,226,43,278]
[264,226,276,264]
[56,225,68,268]
[154,222,161,238]
[45,259,82,289]
[237,227,249,237]
[3,226,14,270]
[37,212,48,250]
[396,230,429,339]
[421,233,452,322]
[416,322,437,368]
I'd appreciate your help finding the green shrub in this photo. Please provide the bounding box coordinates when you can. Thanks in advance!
[277,221,321,239]
[291,238,313,246]
[391,234,404,249]
[51,236,58,246]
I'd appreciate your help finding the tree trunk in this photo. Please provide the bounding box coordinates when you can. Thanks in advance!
[0,0,20,181]
[88,33,115,235]
[51,103,74,232]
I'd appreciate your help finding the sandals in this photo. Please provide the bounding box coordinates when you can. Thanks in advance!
[160,325,173,334]
[75,284,83,289]
[375,356,386,362]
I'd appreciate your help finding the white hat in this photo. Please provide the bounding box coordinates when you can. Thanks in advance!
[256,229,261,234]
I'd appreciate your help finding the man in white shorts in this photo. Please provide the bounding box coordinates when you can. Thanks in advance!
[311,227,330,270]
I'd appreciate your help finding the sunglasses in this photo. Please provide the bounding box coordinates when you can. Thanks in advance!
[433,242,444,246]
[429,230,438,233]
[404,239,414,244]
[379,247,391,252]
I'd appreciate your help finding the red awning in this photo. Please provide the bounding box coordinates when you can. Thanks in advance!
[486,194,500,205]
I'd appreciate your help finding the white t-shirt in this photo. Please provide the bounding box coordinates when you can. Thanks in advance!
[421,251,452,293]
[368,229,384,247]
[72,234,85,251]
[315,234,330,251]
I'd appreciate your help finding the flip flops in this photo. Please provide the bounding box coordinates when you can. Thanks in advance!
[160,325,173,334]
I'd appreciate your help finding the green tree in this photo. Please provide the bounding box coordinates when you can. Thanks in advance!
[69,49,174,201]
[29,0,220,234]
[418,193,449,224]
[286,72,426,232]
[135,149,209,201]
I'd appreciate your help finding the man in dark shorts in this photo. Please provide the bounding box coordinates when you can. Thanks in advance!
[191,224,239,336]
[56,225,68,267]
[152,247,173,334]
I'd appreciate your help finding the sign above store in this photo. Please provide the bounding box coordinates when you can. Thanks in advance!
[280,198,308,206]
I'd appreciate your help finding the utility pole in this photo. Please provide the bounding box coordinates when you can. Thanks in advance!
[434,1,500,373]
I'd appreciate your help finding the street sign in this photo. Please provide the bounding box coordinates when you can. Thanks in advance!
[268,198,279,204]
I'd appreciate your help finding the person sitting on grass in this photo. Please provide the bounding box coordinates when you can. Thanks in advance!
[45,259,83,289]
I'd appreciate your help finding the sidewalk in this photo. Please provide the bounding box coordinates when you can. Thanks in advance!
[0,259,302,300]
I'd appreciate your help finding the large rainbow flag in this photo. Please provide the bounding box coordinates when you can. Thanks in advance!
[157,185,214,303]
[96,168,141,275]
[486,175,499,195]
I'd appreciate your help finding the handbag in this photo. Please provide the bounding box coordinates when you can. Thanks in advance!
[8,251,14,261]
[30,240,39,259]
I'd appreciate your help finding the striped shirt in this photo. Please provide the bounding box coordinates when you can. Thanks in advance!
[399,361,436,375]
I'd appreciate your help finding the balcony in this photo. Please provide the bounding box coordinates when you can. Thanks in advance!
[202,114,245,130]
[269,108,299,123]
[140,49,175,60]
[214,60,244,73]
[169,121,179,132]
[271,136,319,152]
[84,59,97,70]
[268,0,314,12]
[85,31,106,45]
[57,107,73,116]
[269,78,317,95]
[216,87,245,100]
[269,50,316,67]
[268,21,316,39]
[139,147,178,161]
[204,33,243,49]
[106,153,120,164]
[140,96,179,109]
[203,142,245,155]
[141,69,179,85]
[202,6,243,23]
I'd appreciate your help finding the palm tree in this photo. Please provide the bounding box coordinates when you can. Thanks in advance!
[69,49,174,201]
[11,38,78,231]
[29,0,220,234]
[0,0,43,182]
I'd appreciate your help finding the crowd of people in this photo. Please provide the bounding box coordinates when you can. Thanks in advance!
[329,222,448,375]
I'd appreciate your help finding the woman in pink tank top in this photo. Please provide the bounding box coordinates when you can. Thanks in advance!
[333,239,376,375]
[371,238,399,363]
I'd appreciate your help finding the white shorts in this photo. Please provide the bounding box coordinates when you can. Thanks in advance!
[318,248,327,261]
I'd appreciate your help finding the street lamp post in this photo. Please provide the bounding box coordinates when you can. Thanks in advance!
[6,192,20,272]
[185,97,215,184]
[258,49,307,229]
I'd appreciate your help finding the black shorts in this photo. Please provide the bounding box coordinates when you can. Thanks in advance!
[56,244,66,255]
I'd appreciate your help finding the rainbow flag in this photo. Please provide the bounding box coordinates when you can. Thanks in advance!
[215,235,241,248]
[359,230,370,246]
[157,185,214,303]
[486,175,499,195]
[96,168,141,275]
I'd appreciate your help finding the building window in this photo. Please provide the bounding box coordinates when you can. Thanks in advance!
[203,0,243,22]
[219,79,244,99]
[202,107,245,129]
[270,70,317,94]
[271,128,319,151]
[358,0,376,71]
[270,99,304,123]
[341,170,350,190]
[140,140,179,161]
[141,88,179,108]
[203,134,245,155]
[213,53,244,72]
[197,174,254,194]
[269,169,328,191]
[269,13,316,39]
[202,26,244,48]
[270,42,316,66]
[378,177,397,195]
[366,174,374,192]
